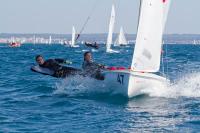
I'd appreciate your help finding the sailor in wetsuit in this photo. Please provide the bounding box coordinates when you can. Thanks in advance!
[35,55,80,78]
[82,52,106,80]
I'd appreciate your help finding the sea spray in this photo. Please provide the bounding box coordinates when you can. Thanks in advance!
[54,75,109,96]
[142,72,200,98]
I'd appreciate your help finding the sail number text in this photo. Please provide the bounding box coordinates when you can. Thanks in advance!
[117,74,124,85]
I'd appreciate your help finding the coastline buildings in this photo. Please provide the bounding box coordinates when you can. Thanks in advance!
[0,33,200,45]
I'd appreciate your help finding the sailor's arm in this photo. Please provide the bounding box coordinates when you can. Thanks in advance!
[94,62,108,69]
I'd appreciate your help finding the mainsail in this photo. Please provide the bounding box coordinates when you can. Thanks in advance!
[115,27,128,46]
[106,5,116,52]
[131,0,169,72]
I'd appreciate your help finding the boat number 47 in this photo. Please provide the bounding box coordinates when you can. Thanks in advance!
[117,74,124,85]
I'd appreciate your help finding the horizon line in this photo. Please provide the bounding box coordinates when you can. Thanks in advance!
[1,33,200,35]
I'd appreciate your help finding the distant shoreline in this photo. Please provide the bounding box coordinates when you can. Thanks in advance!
[1,33,200,45]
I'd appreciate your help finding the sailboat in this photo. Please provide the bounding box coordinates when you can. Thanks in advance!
[102,0,171,97]
[70,26,79,47]
[114,27,128,46]
[9,37,21,47]
[33,35,36,45]
[193,40,198,45]
[48,36,52,45]
[106,5,119,53]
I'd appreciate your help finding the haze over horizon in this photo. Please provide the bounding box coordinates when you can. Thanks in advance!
[0,0,200,34]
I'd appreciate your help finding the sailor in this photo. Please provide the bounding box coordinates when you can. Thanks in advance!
[84,42,99,49]
[34,55,80,78]
[76,34,80,41]
[82,52,106,80]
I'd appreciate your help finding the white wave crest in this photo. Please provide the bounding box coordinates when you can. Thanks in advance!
[143,72,200,98]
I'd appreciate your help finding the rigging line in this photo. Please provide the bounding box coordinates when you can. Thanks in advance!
[165,41,169,79]
[76,0,99,41]
[161,42,165,76]
[136,0,142,33]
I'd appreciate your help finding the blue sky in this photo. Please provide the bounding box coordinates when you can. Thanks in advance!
[0,0,200,34]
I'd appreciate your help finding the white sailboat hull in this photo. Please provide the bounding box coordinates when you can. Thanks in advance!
[102,70,167,98]
[106,48,119,53]
[70,45,80,48]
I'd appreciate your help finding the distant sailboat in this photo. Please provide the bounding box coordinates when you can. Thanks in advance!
[106,5,118,53]
[9,37,21,47]
[49,36,52,45]
[114,27,128,46]
[70,26,79,47]
[33,35,36,44]
[102,0,171,97]
[193,40,198,45]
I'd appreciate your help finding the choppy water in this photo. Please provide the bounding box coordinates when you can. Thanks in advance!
[0,43,200,132]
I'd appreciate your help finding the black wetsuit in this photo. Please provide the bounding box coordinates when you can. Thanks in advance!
[40,59,81,78]
[82,60,105,80]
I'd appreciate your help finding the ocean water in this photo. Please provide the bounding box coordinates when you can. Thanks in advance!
[0,43,200,132]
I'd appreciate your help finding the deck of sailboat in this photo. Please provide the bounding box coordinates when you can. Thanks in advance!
[103,69,167,81]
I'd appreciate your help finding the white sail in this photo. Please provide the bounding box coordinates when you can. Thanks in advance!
[49,36,52,44]
[131,0,167,72]
[71,26,76,46]
[163,0,171,31]
[193,40,197,45]
[11,37,15,43]
[115,27,128,46]
[33,35,36,44]
[106,5,115,52]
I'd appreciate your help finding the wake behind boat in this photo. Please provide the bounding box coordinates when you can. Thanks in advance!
[106,48,120,53]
